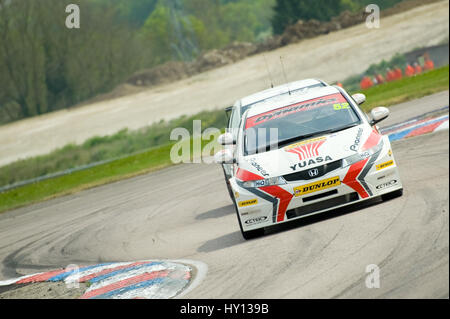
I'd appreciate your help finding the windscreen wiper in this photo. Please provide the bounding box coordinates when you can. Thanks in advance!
[277,132,324,148]
[277,123,359,148]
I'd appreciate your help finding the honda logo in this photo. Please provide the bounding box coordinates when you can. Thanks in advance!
[308,168,319,177]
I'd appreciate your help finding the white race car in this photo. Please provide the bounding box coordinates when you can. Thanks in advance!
[215,84,403,239]
[221,79,328,199]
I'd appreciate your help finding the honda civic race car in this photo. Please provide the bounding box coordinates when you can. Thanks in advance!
[220,79,329,198]
[215,85,403,239]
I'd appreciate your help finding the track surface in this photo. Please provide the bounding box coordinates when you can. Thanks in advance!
[0,94,448,298]
[0,0,448,166]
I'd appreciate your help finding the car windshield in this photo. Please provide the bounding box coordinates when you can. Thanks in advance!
[243,92,361,155]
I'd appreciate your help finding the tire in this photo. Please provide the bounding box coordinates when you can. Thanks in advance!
[381,188,403,201]
[232,200,265,240]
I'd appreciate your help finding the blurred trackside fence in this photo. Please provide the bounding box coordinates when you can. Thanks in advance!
[0,144,166,193]
[0,159,114,193]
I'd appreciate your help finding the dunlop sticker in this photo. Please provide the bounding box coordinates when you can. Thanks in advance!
[238,199,258,207]
[294,176,341,197]
[376,160,394,171]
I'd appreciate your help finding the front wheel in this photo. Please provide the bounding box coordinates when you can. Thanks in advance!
[381,188,403,201]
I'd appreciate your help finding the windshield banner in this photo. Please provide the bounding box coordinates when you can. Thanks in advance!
[245,93,347,129]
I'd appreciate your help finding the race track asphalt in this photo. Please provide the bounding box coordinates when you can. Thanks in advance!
[0,93,448,298]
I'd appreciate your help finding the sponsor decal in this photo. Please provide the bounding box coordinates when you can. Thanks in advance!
[238,199,258,207]
[285,137,326,160]
[294,176,341,196]
[376,179,398,190]
[234,191,240,198]
[388,149,392,157]
[249,158,269,177]
[290,156,333,171]
[245,93,347,128]
[376,160,394,171]
[240,209,262,216]
[350,128,364,151]
[377,171,395,180]
[284,136,326,151]
[244,216,268,225]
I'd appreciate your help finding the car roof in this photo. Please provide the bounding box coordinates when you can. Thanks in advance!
[239,79,326,107]
[246,85,341,118]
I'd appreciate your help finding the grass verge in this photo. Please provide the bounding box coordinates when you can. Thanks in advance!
[0,65,448,213]
[0,144,175,213]
[359,65,449,111]
[0,109,227,186]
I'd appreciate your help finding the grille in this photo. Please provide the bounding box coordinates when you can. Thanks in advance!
[283,160,342,182]
[286,192,359,219]
[302,189,338,203]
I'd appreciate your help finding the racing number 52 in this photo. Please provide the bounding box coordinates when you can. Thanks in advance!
[333,103,350,110]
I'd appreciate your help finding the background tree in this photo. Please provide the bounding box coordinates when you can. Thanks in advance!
[271,0,406,35]
[0,0,406,124]
[272,0,343,35]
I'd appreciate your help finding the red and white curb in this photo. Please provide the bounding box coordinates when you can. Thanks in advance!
[0,259,207,299]
[381,112,449,141]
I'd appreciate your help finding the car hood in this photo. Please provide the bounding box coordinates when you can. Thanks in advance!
[240,124,376,178]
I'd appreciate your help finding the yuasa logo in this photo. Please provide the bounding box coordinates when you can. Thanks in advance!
[290,155,333,171]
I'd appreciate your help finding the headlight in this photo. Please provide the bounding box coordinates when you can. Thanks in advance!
[342,143,383,167]
[242,176,287,188]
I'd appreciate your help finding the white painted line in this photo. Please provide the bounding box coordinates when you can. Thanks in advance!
[0,272,44,286]
[434,119,449,132]
[173,259,208,299]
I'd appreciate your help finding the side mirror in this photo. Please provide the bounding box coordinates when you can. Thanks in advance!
[214,148,235,164]
[352,93,366,105]
[218,132,235,145]
[370,106,389,125]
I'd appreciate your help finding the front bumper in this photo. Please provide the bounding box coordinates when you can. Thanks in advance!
[231,140,403,231]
